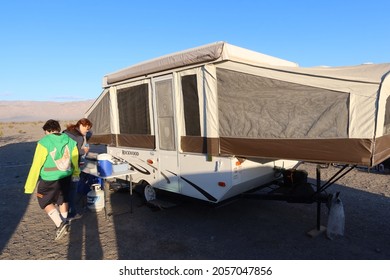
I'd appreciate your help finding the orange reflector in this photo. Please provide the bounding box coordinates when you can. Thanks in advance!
[235,161,241,166]
[147,159,153,164]
[218,182,226,187]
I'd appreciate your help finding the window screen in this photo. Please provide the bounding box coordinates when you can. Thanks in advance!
[117,84,150,135]
[156,79,175,150]
[88,92,111,135]
[217,68,349,139]
[181,75,201,136]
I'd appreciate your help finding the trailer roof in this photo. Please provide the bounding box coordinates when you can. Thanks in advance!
[103,41,299,86]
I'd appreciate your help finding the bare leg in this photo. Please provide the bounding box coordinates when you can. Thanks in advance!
[58,202,69,221]
[44,203,56,214]
[59,202,69,214]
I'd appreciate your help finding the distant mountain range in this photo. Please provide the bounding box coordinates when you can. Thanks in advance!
[0,100,95,122]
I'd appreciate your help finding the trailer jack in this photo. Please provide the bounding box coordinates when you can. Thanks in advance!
[242,163,356,238]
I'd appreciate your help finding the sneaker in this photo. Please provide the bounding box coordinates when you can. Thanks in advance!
[55,221,70,241]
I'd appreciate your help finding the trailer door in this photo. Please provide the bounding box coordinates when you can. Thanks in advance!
[153,75,179,192]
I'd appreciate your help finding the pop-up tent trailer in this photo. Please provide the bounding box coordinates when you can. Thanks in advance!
[85,41,390,207]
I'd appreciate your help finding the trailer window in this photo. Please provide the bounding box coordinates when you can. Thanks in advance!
[217,68,349,139]
[87,90,115,145]
[117,84,150,135]
[88,91,111,135]
[182,75,201,136]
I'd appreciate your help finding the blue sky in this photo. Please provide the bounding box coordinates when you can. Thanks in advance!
[1,0,389,101]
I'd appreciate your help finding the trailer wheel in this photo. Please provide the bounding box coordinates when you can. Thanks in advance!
[143,184,156,202]
[134,181,157,202]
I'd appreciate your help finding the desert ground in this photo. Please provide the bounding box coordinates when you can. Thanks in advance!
[0,110,389,260]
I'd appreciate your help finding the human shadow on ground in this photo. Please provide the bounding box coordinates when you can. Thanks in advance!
[66,144,106,259]
[0,142,36,254]
[67,210,103,259]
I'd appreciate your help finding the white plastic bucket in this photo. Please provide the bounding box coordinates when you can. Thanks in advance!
[87,184,105,212]
[97,153,113,177]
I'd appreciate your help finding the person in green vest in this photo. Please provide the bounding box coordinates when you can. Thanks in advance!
[24,119,80,241]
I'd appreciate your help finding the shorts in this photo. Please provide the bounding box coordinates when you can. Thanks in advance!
[36,176,72,209]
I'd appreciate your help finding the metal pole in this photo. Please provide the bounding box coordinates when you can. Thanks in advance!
[128,174,133,214]
[316,165,321,230]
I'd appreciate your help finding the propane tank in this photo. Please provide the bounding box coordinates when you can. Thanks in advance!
[87,184,105,212]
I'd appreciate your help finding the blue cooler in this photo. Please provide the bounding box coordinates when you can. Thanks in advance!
[97,153,113,177]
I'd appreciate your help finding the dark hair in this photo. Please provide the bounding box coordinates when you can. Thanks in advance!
[42,119,61,133]
[66,118,93,131]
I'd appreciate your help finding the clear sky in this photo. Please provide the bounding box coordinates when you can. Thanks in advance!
[1,0,389,101]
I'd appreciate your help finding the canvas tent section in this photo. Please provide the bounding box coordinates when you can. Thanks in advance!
[216,62,390,166]
[86,41,390,167]
[86,89,116,146]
